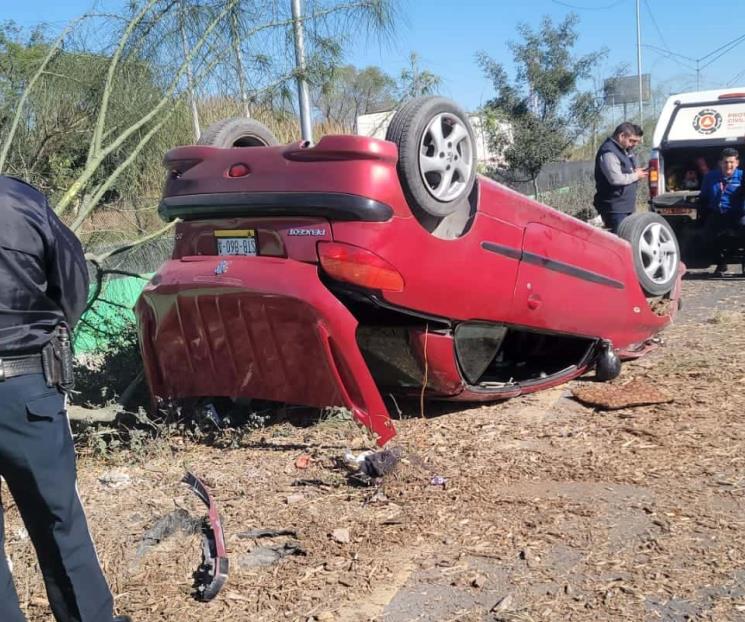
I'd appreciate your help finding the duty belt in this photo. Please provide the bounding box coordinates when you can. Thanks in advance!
[0,354,44,382]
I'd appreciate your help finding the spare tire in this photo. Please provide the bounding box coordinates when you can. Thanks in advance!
[197,117,278,147]
[618,212,680,296]
[386,96,476,218]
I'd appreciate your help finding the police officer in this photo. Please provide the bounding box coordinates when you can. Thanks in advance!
[0,176,131,622]
[593,122,649,234]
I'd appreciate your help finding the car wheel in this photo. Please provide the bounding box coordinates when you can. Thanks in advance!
[618,212,680,297]
[386,96,477,219]
[197,117,279,147]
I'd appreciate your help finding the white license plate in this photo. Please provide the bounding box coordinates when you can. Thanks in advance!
[214,229,257,256]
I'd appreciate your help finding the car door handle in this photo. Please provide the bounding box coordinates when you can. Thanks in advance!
[527,293,542,310]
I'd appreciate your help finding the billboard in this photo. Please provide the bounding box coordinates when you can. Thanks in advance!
[604,74,651,105]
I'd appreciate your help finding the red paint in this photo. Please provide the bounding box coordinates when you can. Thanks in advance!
[137,134,683,446]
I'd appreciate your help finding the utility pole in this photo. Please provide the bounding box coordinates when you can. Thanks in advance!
[291,0,313,143]
[635,0,643,125]
[179,0,200,141]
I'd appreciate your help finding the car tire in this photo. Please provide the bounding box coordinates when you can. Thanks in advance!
[618,212,680,297]
[197,117,279,147]
[386,96,477,219]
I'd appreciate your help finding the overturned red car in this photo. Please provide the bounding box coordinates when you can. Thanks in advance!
[136,97,683,446]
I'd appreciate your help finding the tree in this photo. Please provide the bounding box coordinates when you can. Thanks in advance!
[314,64,395,132]
[477,14,605,198]
[398,52,440,99]
[0,0,399,233]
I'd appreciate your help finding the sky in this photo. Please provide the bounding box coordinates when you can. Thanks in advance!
[3,0,745,114]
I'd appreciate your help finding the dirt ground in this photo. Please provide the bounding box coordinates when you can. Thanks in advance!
[5,274,745,622]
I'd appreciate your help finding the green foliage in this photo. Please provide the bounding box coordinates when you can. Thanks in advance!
[314,64,396,131]
[74,318,143,407]
[398,52,441,99]
[0,0,400,232]
[478,14,605,195]
[0,22,192,206]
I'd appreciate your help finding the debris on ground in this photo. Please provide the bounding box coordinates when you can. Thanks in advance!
[134,509,201,563]
[571,378,673,409]
[649,296,675,316]
[181,472,229,601]
[237,542,306,569]
[330,528,351,544]
[236,528,298,540]
[430,475,447,487]
[98,469,132,489]
[294,454,312,469]
[341,447,402,485]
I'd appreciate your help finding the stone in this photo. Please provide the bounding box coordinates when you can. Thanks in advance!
[331,528,350,544]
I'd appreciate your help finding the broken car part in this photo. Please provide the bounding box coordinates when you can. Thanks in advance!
[181,472,229,601]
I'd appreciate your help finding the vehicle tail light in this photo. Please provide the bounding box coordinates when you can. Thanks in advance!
[648,155,659,199]
[317,242,404,291]
[718,93,745,100]
[228,163,250,177]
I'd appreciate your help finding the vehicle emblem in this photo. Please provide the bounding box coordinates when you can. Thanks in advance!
[692,108,722,135]
[215,260,230,275]
[288,227,327,236]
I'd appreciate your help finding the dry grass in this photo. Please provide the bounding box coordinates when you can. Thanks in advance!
[5,277,745,621]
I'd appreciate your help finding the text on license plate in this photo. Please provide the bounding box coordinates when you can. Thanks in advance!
[658,207,696,216]
[214,229,257,255]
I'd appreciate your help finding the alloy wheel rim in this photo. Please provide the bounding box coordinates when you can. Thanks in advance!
[638,222,677,285]
[418,113,473,202]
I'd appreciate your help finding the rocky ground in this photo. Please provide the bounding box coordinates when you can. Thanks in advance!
[5,274,745,622]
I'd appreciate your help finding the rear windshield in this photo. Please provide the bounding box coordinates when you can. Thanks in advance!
[666,100,745,142]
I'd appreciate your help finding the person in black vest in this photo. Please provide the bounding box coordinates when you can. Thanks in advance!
[0,176,131,622]
[594,122,648,233]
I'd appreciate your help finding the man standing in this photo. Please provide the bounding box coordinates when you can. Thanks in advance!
[698,147,744,274]
[593,122,648,234]
[0,176,131,622]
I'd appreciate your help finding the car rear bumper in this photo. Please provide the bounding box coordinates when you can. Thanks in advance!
[135,255,396,445]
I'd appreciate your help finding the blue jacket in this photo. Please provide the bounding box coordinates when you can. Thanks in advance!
[699,168,743,215]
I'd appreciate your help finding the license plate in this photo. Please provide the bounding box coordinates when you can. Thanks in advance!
[657,207,696,216]
[214,229,257,256]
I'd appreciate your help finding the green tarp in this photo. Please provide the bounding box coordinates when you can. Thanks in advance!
[74,274,152,353]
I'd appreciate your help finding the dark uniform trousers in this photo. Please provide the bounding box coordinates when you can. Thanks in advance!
[0,373,113,622]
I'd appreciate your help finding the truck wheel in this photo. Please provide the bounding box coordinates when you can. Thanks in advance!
[618,212,680,296]
[386,97,476,219]
[197,118,279,147]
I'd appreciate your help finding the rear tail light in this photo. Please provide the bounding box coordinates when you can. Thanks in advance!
[648,154,659,199]
[719,93,745,100]
[227,163,250,177]
[317,242,404,291]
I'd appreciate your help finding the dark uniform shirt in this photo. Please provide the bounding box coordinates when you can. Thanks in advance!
[0,176,89,354]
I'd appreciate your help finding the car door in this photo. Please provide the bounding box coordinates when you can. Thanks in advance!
[512,222,631,337]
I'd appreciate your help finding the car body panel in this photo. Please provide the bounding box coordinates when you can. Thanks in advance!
[136,255,396,445]
[138,134,683,447]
